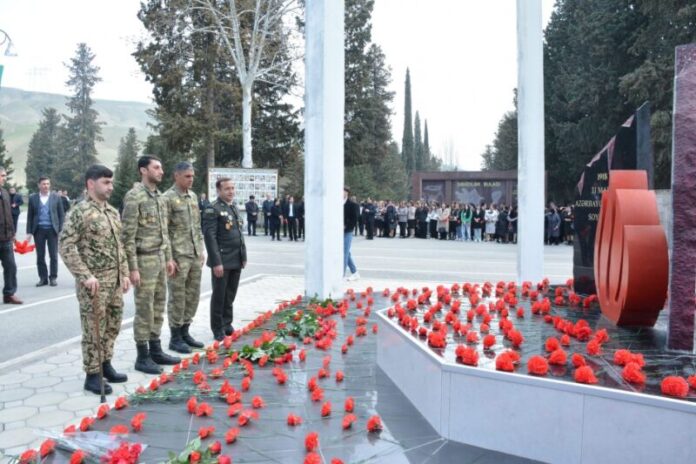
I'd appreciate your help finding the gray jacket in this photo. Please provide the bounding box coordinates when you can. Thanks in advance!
[27,192,65,235]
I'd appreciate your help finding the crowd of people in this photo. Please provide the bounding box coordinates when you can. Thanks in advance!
[231,195,575,247]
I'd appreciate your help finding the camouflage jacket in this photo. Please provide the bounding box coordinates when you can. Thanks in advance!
[121,183,172,270]
[163,185,204,259]
[202,198,247,270]
[59,197,128,283]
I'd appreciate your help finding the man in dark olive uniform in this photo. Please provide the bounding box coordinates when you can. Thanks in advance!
[202,178,247,341]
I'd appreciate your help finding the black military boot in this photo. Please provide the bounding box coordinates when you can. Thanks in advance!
[84,373,112,395]
[135,342,163,374]
[102,360,128,383]
[168,326,192,354]
[181,323,204,348]
[149,339,181,365]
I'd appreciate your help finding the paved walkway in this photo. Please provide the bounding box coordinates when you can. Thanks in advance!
[0,274,458,461]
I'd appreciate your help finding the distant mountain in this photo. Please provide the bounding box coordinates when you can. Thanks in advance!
[0,87,154,186]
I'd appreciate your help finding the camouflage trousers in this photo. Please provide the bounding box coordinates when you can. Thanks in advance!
[77,274,123,374]
[167,255,202,327]
[133,252,166,342]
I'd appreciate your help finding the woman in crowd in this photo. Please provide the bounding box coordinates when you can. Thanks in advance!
[407,201,417,237]
[472,203,485,242]
[270,198,283,241]
[397,201,409,238]
[449,202,460,240]
[415,202,429,238]
[438,203,450,240]
[548,206,561,245]
[484,203,498,242]
[385,200,397,238]
[508,205,518,244]
[496,205,509,243]
[460,204,473,241]
[428,202,439,239]
[375,201,385,237]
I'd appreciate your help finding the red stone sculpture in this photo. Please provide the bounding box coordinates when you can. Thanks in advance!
[594,170,668,326]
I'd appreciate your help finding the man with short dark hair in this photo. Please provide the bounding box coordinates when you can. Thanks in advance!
[245,195,258,236]
[283,196,298,241]
[121,155,180,374]
[262,193,272,235]
[0,167,22,304]
[202,178,247,340]
[163,162,205,353]
[343,186,360,281]
[27,176,65,286]
[60,165,131,394]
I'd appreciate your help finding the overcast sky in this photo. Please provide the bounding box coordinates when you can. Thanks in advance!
[0,0,555,169]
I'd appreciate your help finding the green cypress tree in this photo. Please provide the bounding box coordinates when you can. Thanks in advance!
[56,43,103,196]
[111,128,140,209]
[414,111,424,171]
[423,119,431,164]
[0,123,15,185]
[25,108,61,187]
[401,68,414,174]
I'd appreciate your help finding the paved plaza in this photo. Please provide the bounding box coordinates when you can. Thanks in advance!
[0,228,573,461]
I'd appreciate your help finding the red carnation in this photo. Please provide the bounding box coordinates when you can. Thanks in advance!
[574,366,598,384]
[305,432,319,452]
[483,334,496,350]
[287,413,303,426]
[344,397,354,413]
[195,402,213,416]
[545,337,560,353]
[70,450,86,464]
[311,387,324,402]
[571,353,586,368]
[622,362,646,385]
[187,396,198,414]
[97,404,110,419]
[688,375,696,390]
[131,412,146,432]
[19,450,38,464]
[305,453,321,464]
[217,456,232,464]
[455,345,479,366]
[342,413,357,429]
[560,334,570,346]
[548,348,567,366]
[336,370,344,382]
[613,349,632,366]
[586,339,602,356]
[661,376,689,398]
[114,396,128,410]
[109,424,129,435]
[321,401,332,417]
[527,355,549,376]
[367,415,382,432]
[199,426,215,439]
[79,417,94,432]
[508,329,524,348]
[241,377,251,391]
[251,396,265,409]
[39,439,56,458]
[465,331,479,344]
[225,427,239,444]
[495,352,514,372]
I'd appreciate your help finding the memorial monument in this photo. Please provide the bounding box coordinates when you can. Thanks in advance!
[572,102,653,295]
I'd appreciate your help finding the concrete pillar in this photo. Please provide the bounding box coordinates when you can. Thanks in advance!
[516,0,545,284]
[304,0,345,298]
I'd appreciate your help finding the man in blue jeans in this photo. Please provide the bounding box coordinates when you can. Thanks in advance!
[343,186,360,281]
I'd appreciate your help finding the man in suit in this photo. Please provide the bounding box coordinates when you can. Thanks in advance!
[0,168,22,304]
[27,176,65,287]
[202,178,247,340]
[296,197,305,241]
[262,194,272,236]
[283,196,298,241]
[343,186,359,281]
[245,195,259,236]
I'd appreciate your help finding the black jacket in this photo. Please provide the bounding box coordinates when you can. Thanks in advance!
[245,200,259,220]
[202,199,247,270]
[0,188,15,242]
[9,193,22,217]
[344,199,359,232]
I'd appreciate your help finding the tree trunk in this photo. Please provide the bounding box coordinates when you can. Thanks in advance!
[242,83,253,168]
[206,78,215,192]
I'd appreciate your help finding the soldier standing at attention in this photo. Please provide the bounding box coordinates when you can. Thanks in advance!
[121,155,179,374]
[59,165,131,395]
[202,178,247,341]
[163,162,205,354]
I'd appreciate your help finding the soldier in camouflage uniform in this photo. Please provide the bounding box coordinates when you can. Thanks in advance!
[163,162,205,353]
[121,155,180,374]
[202,178,247,341]
[59,165,130,395]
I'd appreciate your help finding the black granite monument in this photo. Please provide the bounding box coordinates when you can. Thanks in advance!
[573,102,653,295]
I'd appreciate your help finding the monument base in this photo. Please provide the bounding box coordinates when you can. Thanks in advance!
[377,309,696,464]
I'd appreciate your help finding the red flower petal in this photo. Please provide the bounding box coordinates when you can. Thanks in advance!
[344,397,354,413]
[367,415,382,432]
[571,353,586,368]
[305,432,319,452]
[622,362,646,385]
[661,376,689,398]
[39,439,56,458]
[287,413,303,426]
[574,366,598,384]
[527,355,549,376]
[321,401,332,417]
[342,413,357,429]
[548,349,567,366]
[225,427,240,444]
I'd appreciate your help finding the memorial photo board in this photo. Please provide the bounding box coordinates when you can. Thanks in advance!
[208,167,278,211]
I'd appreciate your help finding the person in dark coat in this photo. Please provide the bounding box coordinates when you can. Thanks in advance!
[201,178,247,341]
[496,206,509,243]
[0,168,22,304]
[283,196,298,241]
[415,201,428,239]
[296,197,305,240]
[8,187,22,234]
[261,194,273,236]
[269,199,283,241]
[471,204,485,242]
[364,198,376,239]
[26,176,65,286]
[343,187,359,280]
[245,195,259,236]
[384,201,397,238]
[549,207,561,245]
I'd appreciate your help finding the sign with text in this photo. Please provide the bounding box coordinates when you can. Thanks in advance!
[208,167,278,211]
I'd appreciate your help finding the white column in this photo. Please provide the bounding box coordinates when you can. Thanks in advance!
[304,0,345,298]
[516,0,545,283]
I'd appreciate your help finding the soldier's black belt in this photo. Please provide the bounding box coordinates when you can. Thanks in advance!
[136,248,163,256]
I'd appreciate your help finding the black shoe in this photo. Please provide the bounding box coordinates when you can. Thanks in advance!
[224,325,235,336]
[213,332,224,342]
[168,326,192,354]
[149,339,181,365]
[182,324,204,348]
[102,360,128,383]
[84,373,112,395]
[134,342,163,374]
[49,278,57,286]
[36,280,48,287]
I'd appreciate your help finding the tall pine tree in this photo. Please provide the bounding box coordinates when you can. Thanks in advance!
[25,108,61,186]
[0,124,14,185]
[414,111,424,171]
[423,119,430,164]
[401,68,414,175]
[111,128,140,209]
[56,43,103,196]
